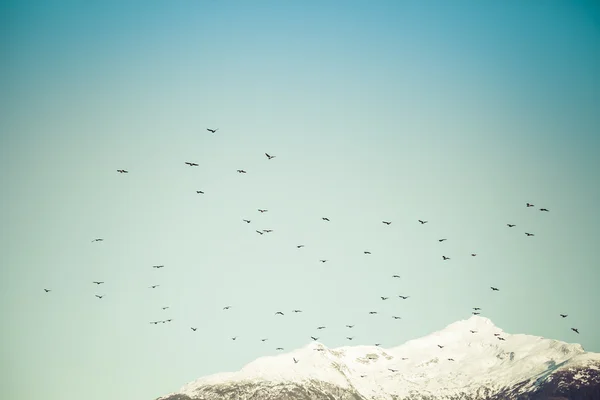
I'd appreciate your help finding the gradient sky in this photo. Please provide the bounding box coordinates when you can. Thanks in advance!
[2,1,600,399]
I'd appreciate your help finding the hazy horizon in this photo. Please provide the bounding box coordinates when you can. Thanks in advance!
[2,1,599,399]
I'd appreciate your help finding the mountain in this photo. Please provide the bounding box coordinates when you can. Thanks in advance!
[156,316,600,400]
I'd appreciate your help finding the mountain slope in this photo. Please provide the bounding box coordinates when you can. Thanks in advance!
[156,316,600,400]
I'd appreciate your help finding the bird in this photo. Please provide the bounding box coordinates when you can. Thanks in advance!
[317,326,326,330]
[473,307,481,310]
[258,209,268,213]
[43,289,51,293]
[92,281,104,285]
[381,297,389,300]
[392,275,401,278]
[418,220,428,224]
[437,345,444,349]
[293,357,298,364]
[507,224,516,227]
[346,325,355,328]
[447,358,455,361]
[232,337,238,341]
[92,238,103,242]
[223,306,231,310]
[392,316,401,320]
[117,169,128,173]
[364,251,372,255]
[319,259,328,263]
[388,368,398,373]
[470,330,477,334]
[494,333,501,337]
[265,153,276,160]
[261,338,268,342]
[525,232,535,236]
[262,229,273,233]
[560,314,568,318]
[165,319,172,323]
[473,312,480,315]
[162,307,169,310]
[491,287,499,291]
[95,295,104,299]
[243,219,251,223]
[297,245,305,248]
[196,190,204,194]
[382,221,392,225]
[292,310,302,313]
[311,336,319,341]
[540,208,549,212]
[369,311,378,315]
[527,203,534,207]
[207,128,218,133]
[149,285,159,289]
[572,328,580,334]
[276,348,284,351]
[375,343,381,347]
[442,256,450,260]
[185,162,199,166]
[237,169,247,173]
[322,217,330,222]
[346,337,354,341]
[256,231,264,235]
[275,311,284,316]
[191,327,197,331]
[471,253,477,256]
[439,239,447,242]
[399,295,410,299]
[153,265,164,269]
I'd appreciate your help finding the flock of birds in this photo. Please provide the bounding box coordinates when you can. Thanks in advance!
[43,128,582,369]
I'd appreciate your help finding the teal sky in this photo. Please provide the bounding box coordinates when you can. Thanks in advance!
[2,1,600,399]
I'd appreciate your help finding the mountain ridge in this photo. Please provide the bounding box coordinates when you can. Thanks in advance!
[157,316,600,400]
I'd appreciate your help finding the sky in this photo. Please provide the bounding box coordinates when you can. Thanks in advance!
[1,0,600,399]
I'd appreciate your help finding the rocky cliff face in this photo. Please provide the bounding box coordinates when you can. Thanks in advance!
[156,317,600,400]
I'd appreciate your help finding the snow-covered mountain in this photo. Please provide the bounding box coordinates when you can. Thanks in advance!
[156,316,600,400]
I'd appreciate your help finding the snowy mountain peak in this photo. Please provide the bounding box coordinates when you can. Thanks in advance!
[162,317,600,400]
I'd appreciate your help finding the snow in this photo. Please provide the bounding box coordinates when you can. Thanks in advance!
[174,315,600,399]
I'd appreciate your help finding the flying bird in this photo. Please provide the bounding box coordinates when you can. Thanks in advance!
[92,238,103,242]
[223,306,231,310]
[473,312,481,315]
[540,208,549,212]
[92,281,104,285]
[44,289,51,292]
[292,310,302,313]
[491,287,499,291]
[237,169,247,173]
[525,232,535,236]
[470,330,477,334]
[392,316,401,320]
[243,219,251,223]
[346,337,354,341]
[117,169,128,173]
[494,333,501,336]
[265,153,276,160]
[191,327,197,331]
[437,345,444,349]
[185,162,199,166]
[275,311,284,316]
[293,357,298,364]
[527,203,534,207]
[381,297,389,300]
[256,231,264,235]
[382,221,392,225]
[471,253,477,256]
[364,251,372,255]
[507,224,516,227]
[196,190,204,194]
[399,295,410,299]
[149,285,159,289]
[571,328,580,334]
[346,325,354,328]
[153,265,164,269]
[297,245,305,248]
[162,307,169,310]
[375,343,381,347]
[276,347,284,351]
[261,338,268,342]
[369,311,378,315]
[95,295,104,299]
[560,314,568,318]
[442,256,450,260]
[258,209,268,213]
[322,217,330,222]
[232,337,238,341]
[262,229,273,233]
[207,128,218,133]
[473,307,481,310]
[317,326,326,330]
[319,259,328,263]
[447,358,455,361]
[388,368,398,373]
[392,275,401,278]
[311,336,319,341]
[439,239,447,242]
[418,220,428,224]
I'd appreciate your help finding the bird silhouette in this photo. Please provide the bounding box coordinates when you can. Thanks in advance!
[207,128,218,133]
[261,338,268,342]
[364,251,372,255]
[297,245,305,248]
[381,297,389,300]
[262,229,273,233]
[346,325,354,328]
[322,217,330,222]
[258,209,268,213]
[319,259,328,263]
[317,326,326,330]
[117,169,128,173]
[438,345,444,349]
[526,203,534,207]
[369,311,378,315]
[243,219,251,223]
[442,256,450,260]
[439,239,447,242]
[149,285,159,289]
[265,153,276,160]
[418,220,428,224]
[392,275,401,278]
[223,306,231,310]
[256,231,264,235]
[540,208,549,212]
[95,295,104,299]
[311,336,319,341]
[471,253,477,256]
[399,295,410,299]
[275,311,284,316]
[237,169,247,173]
[92,281,104,285]
[491,287,499,291]
[470,330,477,334]
[44,289,51,292]
[293,357,298,364]
[392,316,401,320]
[196,190,204,194]
[346,337,354,341]
[92,238,103,242]
[473,307,481,310]
[276,347,284,351]
[232,337,238,341]
[560,314,568,318]
[447,358,455,361]
[191,327,197,331]
[184,162,199,166]
[153,265,164,269]
[292,310,302,313]
[572,328,580,334]
[388,368,398,372]
[525,232,535,236]
[162,307,169,310]
[382,221,392,225]
[473,312,481,315]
